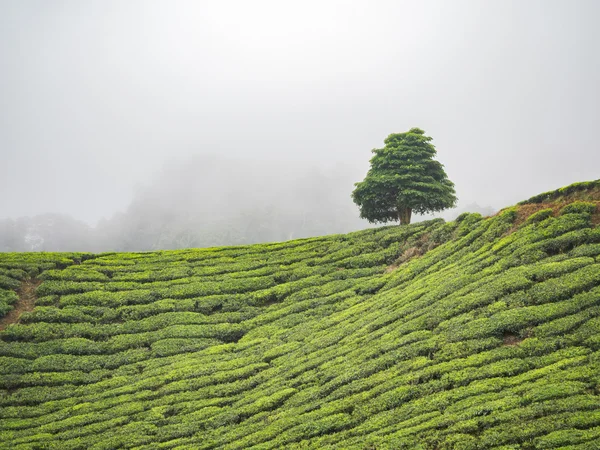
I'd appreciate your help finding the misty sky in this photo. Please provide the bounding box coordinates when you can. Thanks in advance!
[1,0,599,225]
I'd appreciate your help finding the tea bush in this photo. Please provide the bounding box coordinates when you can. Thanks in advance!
[0,183,599,448]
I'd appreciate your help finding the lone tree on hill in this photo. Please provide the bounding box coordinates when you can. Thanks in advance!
[352,128,457,225]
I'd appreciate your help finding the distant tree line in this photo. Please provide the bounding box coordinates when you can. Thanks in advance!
[0,157,370,252]
[0,154,494,252]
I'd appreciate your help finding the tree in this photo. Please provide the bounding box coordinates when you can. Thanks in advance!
[352,128,457,225]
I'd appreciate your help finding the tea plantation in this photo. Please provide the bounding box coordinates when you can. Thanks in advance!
[0,181,599,449]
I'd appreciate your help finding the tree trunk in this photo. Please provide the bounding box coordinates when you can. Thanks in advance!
[398,207,412,225]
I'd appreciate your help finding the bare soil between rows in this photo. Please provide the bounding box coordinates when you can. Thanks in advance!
[0,278,41,331]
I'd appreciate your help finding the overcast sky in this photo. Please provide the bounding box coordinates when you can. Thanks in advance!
[1,0,599,225]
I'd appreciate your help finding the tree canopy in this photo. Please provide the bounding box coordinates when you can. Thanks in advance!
[352,128,457,225]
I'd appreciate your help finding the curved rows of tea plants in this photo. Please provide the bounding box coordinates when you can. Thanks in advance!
[0,253,88,325]
[0,185,599,449]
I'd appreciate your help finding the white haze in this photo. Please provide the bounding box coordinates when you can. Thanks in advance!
[0,1,599,249]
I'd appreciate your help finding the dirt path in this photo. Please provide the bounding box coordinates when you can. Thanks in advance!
[0,278,41,331]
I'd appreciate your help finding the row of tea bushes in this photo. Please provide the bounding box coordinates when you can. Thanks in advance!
[0,191,599,448]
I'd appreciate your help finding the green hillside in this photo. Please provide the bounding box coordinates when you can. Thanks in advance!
[0,181,599,449]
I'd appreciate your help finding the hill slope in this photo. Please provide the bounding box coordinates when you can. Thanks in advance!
[0,181,599,449]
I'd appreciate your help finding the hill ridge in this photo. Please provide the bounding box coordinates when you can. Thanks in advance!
[0,181,599,449]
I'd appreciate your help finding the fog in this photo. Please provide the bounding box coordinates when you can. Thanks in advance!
[1,1,599,251]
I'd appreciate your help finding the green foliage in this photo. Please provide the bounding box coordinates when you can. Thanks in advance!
[352,128,457,225]
[0,275,20,291]
[560,201,598,216]
[0,184,599,449]
[526,208,554,224]
[519,179,600,204]
[0,289,19,318]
